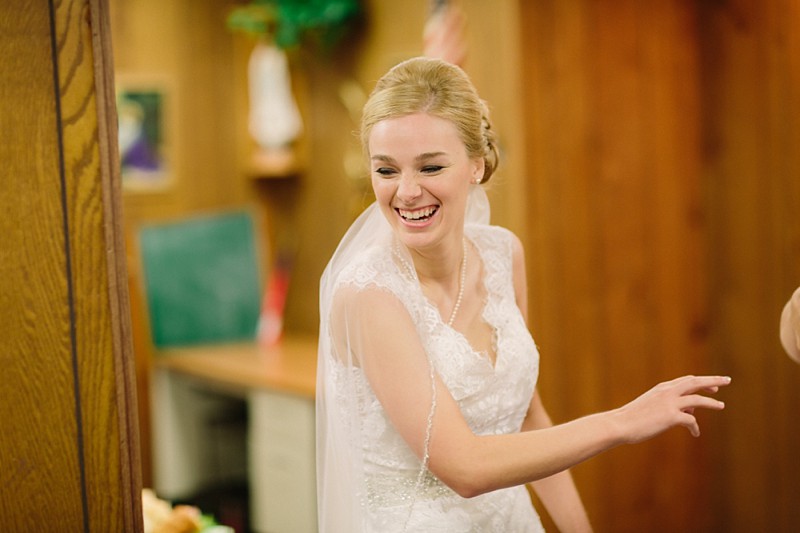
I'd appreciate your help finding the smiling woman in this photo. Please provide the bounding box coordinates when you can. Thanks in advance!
[315,57,730,533]
[368,112,482,254]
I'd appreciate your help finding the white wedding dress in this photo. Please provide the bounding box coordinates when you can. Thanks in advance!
[317,190,546,532]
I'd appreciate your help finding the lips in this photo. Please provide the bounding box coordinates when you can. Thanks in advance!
[396,206,439,223]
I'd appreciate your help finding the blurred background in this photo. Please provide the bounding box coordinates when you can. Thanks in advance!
[112,0,800,531]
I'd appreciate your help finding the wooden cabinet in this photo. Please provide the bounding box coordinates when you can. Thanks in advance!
[152,339,317,533]
[248,390,316,533]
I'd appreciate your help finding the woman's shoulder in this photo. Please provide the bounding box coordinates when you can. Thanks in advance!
[469,222,515,238]
[469,224,521,253]
[334,244,408,296]
[331,245,421,322]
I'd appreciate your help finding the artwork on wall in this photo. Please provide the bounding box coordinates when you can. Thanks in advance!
[115,74,173,191]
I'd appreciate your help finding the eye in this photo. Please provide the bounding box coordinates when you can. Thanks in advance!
[421,165,444,174]
[374,167,397,177]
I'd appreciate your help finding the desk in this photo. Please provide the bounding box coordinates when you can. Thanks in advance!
[151,337,317,533]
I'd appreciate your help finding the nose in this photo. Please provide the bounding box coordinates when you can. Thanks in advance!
[396,173,421,203]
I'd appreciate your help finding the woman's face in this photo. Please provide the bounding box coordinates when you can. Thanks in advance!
[368,112,483,254]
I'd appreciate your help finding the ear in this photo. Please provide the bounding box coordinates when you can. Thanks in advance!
[470,157,485,184]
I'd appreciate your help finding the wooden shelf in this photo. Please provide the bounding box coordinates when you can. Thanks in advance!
[247,147,303,179]
[154,336,317,397]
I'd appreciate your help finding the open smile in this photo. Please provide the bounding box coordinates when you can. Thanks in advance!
[396,205,439,224]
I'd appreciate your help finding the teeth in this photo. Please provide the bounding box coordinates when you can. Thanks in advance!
[399,207,437,220]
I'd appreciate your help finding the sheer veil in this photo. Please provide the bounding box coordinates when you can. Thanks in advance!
[316,185,491,532]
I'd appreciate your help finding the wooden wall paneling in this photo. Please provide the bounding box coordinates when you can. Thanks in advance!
[277,55,356,335]
[520,1,711,531]
[519,2,606,528]
[522,0,800,530]
[175,0,244,212]
[700,0,800,531]
[701,1,764,530]
[0,2,87,527]
[633,2,713,529]
[587,4,657,527]
[76,1,143,527]
[111,0,249,226]
[0,0,142,531]
[458,0,527,238]
[647,1,714,528]
[761,17,800,528]
[125,232,154,489]
[109,0,182,222]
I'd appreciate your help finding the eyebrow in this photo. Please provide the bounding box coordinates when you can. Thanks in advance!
[370,152,448,164]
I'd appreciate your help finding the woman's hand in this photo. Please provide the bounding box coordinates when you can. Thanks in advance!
[780,287,800,363]
[612,375,731,444]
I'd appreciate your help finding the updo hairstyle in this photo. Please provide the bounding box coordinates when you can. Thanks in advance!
[360,57,499,183]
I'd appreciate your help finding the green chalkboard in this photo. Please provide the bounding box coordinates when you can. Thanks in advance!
[139,210,263,348]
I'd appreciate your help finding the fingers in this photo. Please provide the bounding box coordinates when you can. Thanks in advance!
[670,375,732,395]
[684,415,700,438]
[661,376,729,439]
[617,374,730,444]
[677,411,701,437]
[680,394,726,412]
[677,388,727,438]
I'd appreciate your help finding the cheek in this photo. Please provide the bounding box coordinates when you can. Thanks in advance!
[371,177,393,205]
[370,175,382,195]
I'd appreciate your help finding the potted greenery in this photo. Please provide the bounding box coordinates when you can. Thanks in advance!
[227,0,362,53]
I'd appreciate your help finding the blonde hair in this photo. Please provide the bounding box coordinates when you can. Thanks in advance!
[360,57,499,183]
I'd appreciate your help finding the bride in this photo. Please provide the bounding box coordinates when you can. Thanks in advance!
[315,56,730,532]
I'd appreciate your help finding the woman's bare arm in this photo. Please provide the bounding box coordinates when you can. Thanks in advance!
[339,280,729,500]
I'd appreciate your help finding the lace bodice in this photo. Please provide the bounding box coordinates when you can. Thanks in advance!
[327,224,544,532]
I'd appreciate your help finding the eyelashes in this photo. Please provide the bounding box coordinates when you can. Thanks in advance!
[421,165,445,174]
[373,165,446,177]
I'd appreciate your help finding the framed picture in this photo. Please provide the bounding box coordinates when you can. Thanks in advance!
[115,74,174,191]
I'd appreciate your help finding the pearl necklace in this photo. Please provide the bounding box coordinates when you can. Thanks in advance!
[393,238,468,327]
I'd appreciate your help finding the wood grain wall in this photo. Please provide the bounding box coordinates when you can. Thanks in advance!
[520,0,800,531]
[701,0,800,530]
[111,0,251,223]
[0,0,142,531]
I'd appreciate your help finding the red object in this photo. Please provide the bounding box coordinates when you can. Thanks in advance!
[258,257,291,346]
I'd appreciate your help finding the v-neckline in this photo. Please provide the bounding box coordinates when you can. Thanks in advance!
[445,238,500,370]
[394,234,501,369]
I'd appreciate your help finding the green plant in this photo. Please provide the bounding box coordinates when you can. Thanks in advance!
[227,0,362,52]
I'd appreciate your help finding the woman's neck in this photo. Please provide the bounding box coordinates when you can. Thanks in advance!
[405,235,465,283]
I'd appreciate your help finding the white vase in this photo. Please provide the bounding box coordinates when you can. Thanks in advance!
[248,41,303,150]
